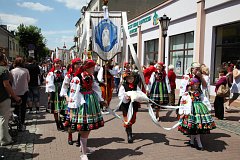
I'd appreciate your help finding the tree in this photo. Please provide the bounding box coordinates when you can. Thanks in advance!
[16,24,49,61]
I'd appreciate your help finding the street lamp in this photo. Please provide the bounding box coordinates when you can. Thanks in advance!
[159,14,171,63]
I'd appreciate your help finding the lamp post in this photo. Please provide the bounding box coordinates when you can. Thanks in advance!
[159,14,171,63]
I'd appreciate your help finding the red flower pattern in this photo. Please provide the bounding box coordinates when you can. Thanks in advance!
[75,80,80,84]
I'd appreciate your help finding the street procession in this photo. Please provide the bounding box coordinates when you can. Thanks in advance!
[0,0,240,160]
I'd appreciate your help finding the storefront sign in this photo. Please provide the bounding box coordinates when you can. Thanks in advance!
[128,15,152,34]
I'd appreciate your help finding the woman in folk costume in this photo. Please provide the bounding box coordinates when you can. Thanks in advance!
[68,59,106,160]
[148,62,171,121]
[178,77,216,150]
[97,60,115,106]
[118,69,141,143]
[45,58,65,131]
[60,58,82,146]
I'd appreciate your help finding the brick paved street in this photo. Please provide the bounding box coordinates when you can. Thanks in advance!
[1,87,240,160]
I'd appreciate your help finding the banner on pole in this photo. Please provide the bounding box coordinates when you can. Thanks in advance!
[91,12,122,61]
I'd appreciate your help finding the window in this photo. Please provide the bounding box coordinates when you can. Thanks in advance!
[128,43,137,65]
[144,39,159,65]
[214,22,240,82]
[13,41,15,51]
[9,41,12,50]
[169,32,194,76]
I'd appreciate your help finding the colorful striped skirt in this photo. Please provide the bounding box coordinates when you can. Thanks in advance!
[77,91,104,131]
[178,101,216,135]
[150,81,169,106]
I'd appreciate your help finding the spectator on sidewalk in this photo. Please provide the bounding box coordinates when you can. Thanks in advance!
[214,68,228,120]
[25,57,41,113]
[168,64,176,106]
[11,56,30,131]
[228,60,240,111]
[0,52,21,146]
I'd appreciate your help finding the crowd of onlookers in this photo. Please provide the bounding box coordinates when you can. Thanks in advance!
[0,52,48,146]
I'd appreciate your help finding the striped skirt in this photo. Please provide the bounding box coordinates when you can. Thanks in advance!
[77,92,104,131]
[178,101,216,135]
[150,81,169,105]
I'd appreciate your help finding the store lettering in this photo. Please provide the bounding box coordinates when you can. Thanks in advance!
[128,16,151,34]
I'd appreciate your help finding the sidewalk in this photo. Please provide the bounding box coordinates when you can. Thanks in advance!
[0,89,240,160]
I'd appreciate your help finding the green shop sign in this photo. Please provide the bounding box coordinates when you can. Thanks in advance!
[128,15,152,34]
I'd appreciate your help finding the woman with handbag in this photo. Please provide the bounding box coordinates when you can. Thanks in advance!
[214,68,228,120]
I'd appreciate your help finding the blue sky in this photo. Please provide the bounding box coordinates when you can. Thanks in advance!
[0,0,90,50]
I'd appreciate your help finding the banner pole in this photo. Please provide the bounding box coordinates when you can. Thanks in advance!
[104,60,108,105]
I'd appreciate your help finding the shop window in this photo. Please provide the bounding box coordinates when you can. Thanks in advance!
[144,39,159,65]
[127,43,137,66]
[214,22,240,82]
[169,32,194,76]
[9,41,12,50]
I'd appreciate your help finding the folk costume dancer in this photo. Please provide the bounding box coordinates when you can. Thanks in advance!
[148,62,171,121]
[118,70,141,143]
[60,58,82,146]
[45,58,65,131]
[68,59,106,160]
[97,61,114,110]
[178,77,216,150]
[177,62,208,118]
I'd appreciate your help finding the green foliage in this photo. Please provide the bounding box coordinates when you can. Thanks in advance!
[16,24,49,61]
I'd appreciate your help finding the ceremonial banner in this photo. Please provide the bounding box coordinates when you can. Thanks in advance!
[91,12,122,61]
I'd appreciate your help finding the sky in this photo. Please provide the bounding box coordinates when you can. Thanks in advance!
[0,0,90,50]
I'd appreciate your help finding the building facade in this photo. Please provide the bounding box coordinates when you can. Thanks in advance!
[0,25,23,61]
[126,0,240,96]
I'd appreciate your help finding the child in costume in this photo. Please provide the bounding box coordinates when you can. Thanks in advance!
[177,62,208,119]
[118,70,141,143]
[178,77,216,150]
[148,62,171,121]
[45,58,65,131]
[60,58,82,146]
[68,59,106,160]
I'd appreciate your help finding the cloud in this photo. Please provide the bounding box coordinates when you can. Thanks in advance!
[17,2,54,12]
[42,30,75,36]
[56,0,87,10]
[0,13,37,31]
[46,35,75,50]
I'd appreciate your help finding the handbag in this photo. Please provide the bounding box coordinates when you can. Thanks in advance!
[217,84,230,97]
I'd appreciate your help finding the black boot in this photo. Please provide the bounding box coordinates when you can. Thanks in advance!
[56,121,64,131]
[76,133,81,147]
[125,127,133,143]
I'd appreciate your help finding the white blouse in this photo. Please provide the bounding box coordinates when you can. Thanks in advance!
[11,67,30,95]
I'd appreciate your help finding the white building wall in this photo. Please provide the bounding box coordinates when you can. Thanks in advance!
[205,0,232,9]
[204,1,240,95]
[129,0,198,88]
